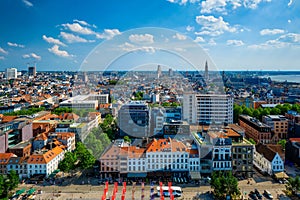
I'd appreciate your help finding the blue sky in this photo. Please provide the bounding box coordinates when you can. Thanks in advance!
[0,0,299,71]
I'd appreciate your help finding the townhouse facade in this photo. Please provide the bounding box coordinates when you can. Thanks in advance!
[254,143,284,175]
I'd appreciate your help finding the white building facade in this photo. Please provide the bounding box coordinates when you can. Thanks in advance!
[183,93,233,125]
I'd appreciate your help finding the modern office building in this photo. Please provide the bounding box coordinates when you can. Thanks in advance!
[28,66,36,76]
[118,101,150,138]
[183,93,233,125]
[5,68,17,79]
[59,94,109,110]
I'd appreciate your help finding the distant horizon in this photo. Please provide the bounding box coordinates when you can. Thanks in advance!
[1,1,300,71]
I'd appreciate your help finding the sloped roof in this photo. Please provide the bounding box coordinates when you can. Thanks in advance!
[0,153,16,164]
[255,143,276,162]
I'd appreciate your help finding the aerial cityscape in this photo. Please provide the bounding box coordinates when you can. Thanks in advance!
[1,1,300,200]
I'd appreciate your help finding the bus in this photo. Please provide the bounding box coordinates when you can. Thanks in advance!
[156,186,182,197]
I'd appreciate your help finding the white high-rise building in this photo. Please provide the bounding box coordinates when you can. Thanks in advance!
[183,93,233,125]
[5,68,17,79]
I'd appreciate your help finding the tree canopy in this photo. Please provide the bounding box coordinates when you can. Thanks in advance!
[286,176,300,196]
[211,171,240,199]
[0,170,19,199]
[233,103,299,123]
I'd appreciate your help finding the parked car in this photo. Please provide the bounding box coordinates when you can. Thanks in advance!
[254,189,262,199]
[249,191,258,200]
[263,190,273,199]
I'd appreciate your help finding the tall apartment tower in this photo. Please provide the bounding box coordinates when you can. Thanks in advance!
[157,65,162,79]
[204,61,209,81]
[28,66,36,76]
[118,101,150,138]
[182,93,233,125]
[5,68,17,79]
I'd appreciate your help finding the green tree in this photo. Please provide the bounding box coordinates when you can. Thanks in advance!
[211,171,240,199]
[52,107,73,115]
[124,136,131,143]
[0,175,5,198]
[278,139,287,150]
[58,152,77,172]
[270,107,281,115]
[7,170,19,191]
[75,142,96,169]
[286,176,300,196]
[233,104,243,123]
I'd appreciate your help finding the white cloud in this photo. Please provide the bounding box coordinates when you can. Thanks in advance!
[243,0,272,9]
[42,35,66,46]
[260,29,285,36]
[48,45,73,58]
[195,15,237,36]
[248,33,300,49]
[288,0,293,7]
[62,23,96,35]
[167,0,199,5]
[73,20,89,27]
[60,32,95,43]
[194,36,205,43]
[96,29,121,40]
[201,0,228,14]
[22,53,41,60]
[288,19,292,23]
[0,47,8,54]
[186,25,194,32]
[22,0,33,7]
[129,34,154,44]
[0,56,5,60]
[226,39,244,46]
[7,42,25,48]
[208,38,217,46]
[119,42,157,53]
[172,33,187,40]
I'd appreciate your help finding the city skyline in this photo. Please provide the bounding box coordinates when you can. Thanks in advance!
[0,0,299,71]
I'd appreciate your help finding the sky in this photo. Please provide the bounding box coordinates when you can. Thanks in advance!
[0,0,299,71]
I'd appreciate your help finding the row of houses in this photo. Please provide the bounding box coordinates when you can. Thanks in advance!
[0,131,75,179]
[99,124,285,179]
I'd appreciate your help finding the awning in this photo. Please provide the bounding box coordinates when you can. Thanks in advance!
[274,171,289,179]
[27,188,36,195]
[190,172,201,180]
[127,173,147,178]
[16,188,26,195]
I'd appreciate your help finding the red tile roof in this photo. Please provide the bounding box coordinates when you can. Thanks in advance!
[0,153,16,164]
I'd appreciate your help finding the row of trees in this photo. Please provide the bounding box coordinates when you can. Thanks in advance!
[58,142,95,172]
[210,171,240,199]
[4,107,45,116]
[0,170,19,199]
[52,107,95,117]
[233,103,300,123]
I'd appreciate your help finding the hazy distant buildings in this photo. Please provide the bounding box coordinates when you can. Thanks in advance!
[183,93,233,125]
[204,61,209,81]
[5,68,17,79]
[157,65,162,79]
